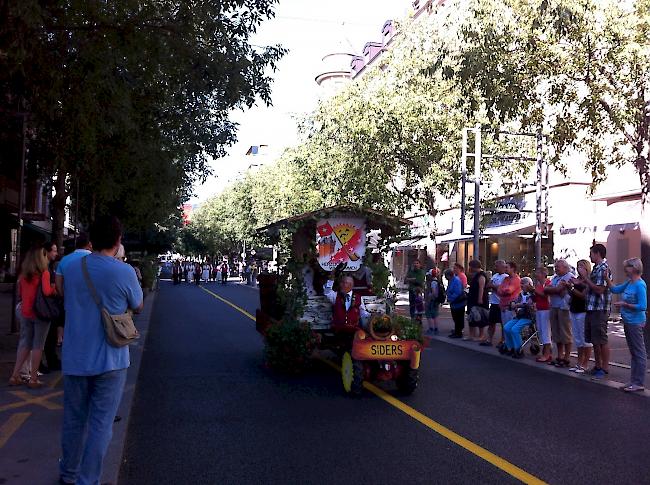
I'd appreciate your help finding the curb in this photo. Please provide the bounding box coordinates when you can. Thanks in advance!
[425,333,650,398]
[101,290,158,485]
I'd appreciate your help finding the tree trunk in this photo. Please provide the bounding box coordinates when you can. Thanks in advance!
[51,169,68,249]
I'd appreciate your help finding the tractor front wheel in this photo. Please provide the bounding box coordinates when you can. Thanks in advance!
[341,352,363,396]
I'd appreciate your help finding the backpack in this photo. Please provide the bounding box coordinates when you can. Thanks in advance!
[435,279,446,305]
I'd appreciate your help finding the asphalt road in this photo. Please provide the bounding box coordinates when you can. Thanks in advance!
[121,281,650,485]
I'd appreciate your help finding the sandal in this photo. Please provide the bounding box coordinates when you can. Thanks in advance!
[27,378,44,389]
[547,359,559,365]
[536,356,552,363]
[8,375,23,386]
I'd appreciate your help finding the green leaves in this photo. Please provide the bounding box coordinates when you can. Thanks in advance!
[450,0,650,200]
[0,0,285,243]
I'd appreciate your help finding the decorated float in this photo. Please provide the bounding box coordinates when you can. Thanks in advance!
[256,205,423,395]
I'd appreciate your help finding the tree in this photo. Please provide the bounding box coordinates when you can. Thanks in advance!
[190,10,534,254]
[0,0,285,246]
[442,0,649,330]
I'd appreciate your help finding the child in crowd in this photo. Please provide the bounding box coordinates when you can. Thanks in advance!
[413,286,425,325]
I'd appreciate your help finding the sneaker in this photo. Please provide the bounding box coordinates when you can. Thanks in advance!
[591,369,607,380]
[586,367,601,375]
[569,365,581,372]
[479,341,492,347]
[574,366,586,374]
[622,384,645,392]
[448,333,462,339]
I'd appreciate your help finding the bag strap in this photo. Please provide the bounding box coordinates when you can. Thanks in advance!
[81,256,103,309]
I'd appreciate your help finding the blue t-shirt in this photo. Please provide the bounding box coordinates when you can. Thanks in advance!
[447,276,465,309]
[56,249,92,277]
[611,279,647,325]
[62,253,143,376]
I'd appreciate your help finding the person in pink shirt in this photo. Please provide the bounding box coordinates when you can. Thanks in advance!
[497,261,521,325]
[453,262,468,289]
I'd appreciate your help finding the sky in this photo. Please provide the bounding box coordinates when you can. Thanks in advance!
[190,0,410,205]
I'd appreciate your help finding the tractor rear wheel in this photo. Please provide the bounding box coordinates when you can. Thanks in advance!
[397,366,419,395]
[341,352,363,396]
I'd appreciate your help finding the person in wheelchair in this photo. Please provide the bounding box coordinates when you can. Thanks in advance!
[501,277,535,359]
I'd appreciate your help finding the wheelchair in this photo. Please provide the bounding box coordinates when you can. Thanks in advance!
[497,314,541,356]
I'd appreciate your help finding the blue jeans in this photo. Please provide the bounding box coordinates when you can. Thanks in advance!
[504,318,532,351]
[60,369,127,485]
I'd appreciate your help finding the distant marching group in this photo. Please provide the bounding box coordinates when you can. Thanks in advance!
[171,260,229,285]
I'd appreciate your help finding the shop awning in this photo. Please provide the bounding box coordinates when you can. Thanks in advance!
[435,233,477,244]
[392,236,427,250]
[483,220,536,236]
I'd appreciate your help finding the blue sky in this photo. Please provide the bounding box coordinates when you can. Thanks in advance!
[191,0,409,204]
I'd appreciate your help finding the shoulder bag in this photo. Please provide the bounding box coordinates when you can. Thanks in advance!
[34,277,62,321]
[82,256,139,347]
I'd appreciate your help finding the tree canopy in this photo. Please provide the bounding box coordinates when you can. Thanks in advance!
[0,0,285,247]
[189,9,533,253]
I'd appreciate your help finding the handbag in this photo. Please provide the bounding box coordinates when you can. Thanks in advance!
[82,256,139,347]
[34,279,62,321]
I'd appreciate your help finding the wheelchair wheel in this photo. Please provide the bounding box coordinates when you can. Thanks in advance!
[529,343,541,355]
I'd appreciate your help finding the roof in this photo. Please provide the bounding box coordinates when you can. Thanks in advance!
[256,205,411,236]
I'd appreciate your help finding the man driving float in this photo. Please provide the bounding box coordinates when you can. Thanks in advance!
[323,274,370,332]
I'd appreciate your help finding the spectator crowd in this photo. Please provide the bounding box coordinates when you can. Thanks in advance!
[407,243,648,393]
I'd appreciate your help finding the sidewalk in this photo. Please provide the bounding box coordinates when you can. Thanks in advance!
[394,296,648,395]
[0,289,156,485]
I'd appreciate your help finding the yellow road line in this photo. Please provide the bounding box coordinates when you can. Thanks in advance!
[317,357,545,485]
[0,390,63,413]
[203,289,547,485]
[199,286,256,321]
[0,412,31,448]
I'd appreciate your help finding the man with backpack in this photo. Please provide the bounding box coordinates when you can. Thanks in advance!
[424,268,445,335]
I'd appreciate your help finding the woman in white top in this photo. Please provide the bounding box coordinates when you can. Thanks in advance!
[187,263,194,284]
[202,264,211,283]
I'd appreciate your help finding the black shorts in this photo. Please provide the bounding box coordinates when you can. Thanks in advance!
[585,310,608,345]
[489,304,502,325]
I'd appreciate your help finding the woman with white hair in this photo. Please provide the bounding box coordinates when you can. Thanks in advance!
[606,257,647,392]
[501,276,534,359]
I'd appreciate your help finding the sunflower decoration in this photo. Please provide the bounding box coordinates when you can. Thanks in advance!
[369,314,394,340]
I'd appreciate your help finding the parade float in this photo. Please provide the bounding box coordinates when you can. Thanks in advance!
[256,205,423,395]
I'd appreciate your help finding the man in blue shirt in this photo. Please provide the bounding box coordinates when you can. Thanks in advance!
[54,233,92,296]
[59,216,143,485]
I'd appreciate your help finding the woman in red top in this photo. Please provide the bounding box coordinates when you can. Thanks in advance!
[8,247,57,388]
[525,267,552,362]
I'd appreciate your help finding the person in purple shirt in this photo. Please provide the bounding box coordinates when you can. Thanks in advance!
[606,257,647,392]
[59,217,143,485]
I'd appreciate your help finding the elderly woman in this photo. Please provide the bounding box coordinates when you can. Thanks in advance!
[501,277,534,358]
[606,257,647,392]
[445,268,466,338]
